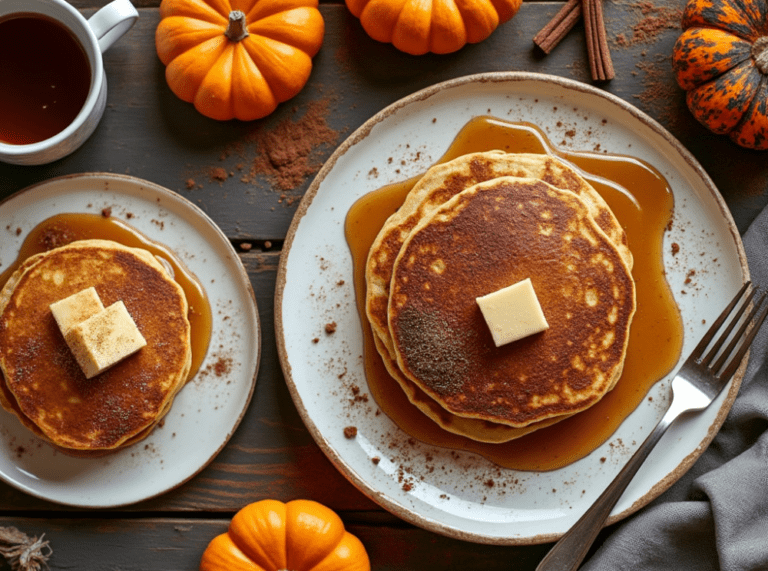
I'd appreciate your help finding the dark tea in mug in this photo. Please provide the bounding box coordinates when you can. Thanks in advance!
[0,13,92,145]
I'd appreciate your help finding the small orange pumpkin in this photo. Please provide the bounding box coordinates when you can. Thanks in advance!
[672,0,768,149]
[156,0,324,121]
[199,499,371,571]
[345,0,522,55]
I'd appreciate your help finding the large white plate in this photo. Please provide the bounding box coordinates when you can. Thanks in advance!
[0,173,260,508]
[275,73,747,544]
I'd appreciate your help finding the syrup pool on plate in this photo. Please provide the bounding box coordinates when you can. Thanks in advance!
[345,116,684,471]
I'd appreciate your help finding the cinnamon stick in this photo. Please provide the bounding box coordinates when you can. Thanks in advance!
[533,0,582,54]
[583,0,614,81]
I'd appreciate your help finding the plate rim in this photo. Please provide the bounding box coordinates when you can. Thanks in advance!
[274,71,749,544]
[0,171,262,508]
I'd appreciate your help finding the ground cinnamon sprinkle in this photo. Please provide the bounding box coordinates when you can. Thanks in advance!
[185,96,341,204]
[615,1,682,46]
[197,353,233,379]
[634,57,687,131]
[209,167,228,182]
[212,356,232,377]
[39,225,75,250]
[246,98,340,192]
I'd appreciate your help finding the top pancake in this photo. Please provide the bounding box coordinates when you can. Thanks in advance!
[366,151,632,361]
[0,239,191,451]
[387,177,636,428]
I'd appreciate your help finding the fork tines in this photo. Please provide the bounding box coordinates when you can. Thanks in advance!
[695,281,768,380]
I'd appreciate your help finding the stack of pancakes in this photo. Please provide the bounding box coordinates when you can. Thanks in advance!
[0,239,191,455]
[365,151,636,443]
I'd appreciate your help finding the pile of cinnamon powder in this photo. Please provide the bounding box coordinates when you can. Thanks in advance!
[615,1,682,47]
[185,97,341,204]
[247,98,340,191]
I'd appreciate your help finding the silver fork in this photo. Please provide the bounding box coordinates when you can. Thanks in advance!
[536,281,768,571]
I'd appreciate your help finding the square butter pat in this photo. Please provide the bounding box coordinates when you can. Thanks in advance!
[50,287,105,334]
[64,301,146,379]
[476,278,549,347]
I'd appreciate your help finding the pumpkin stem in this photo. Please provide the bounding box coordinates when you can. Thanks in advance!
[225,10,249,42]
[753,36,768,75]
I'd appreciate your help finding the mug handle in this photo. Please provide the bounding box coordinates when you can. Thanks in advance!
[87,0,139,53]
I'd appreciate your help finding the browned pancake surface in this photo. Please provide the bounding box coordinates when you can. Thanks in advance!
[0,240,190,450]
[388,177,635,427]
[373,332,568,442]
[366,151,632,363]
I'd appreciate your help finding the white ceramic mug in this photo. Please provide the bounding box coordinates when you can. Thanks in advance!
[0,0,138,166]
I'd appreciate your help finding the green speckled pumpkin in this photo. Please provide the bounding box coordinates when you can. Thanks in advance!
[672,0,768,149]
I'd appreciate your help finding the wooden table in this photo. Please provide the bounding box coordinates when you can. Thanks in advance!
[0,0,765,569]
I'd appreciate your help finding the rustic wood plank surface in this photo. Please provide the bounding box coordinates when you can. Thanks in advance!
[4,2,768,238]
[0,0,766,569]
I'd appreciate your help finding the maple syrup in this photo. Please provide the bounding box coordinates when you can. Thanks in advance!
[0,214,212,381]
[345,116,684,471]
[0,14,91,145]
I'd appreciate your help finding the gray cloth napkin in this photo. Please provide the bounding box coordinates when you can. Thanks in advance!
[582,210,768,571]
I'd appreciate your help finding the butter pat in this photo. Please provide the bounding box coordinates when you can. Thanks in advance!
[64,301,146,379]
[477,278,549,347]
[50,287,104,334]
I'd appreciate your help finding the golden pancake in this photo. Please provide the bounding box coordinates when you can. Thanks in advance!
[0,239,191,451]
[366,151,632,363]
[0,371,172,456]
[365,151,632,440]
[387,177,636,428]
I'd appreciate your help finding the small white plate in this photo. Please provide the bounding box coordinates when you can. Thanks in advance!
[275,73,748,545]
[0,173,260,508]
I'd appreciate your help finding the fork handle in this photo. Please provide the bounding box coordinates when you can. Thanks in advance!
[535,403,679,571]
